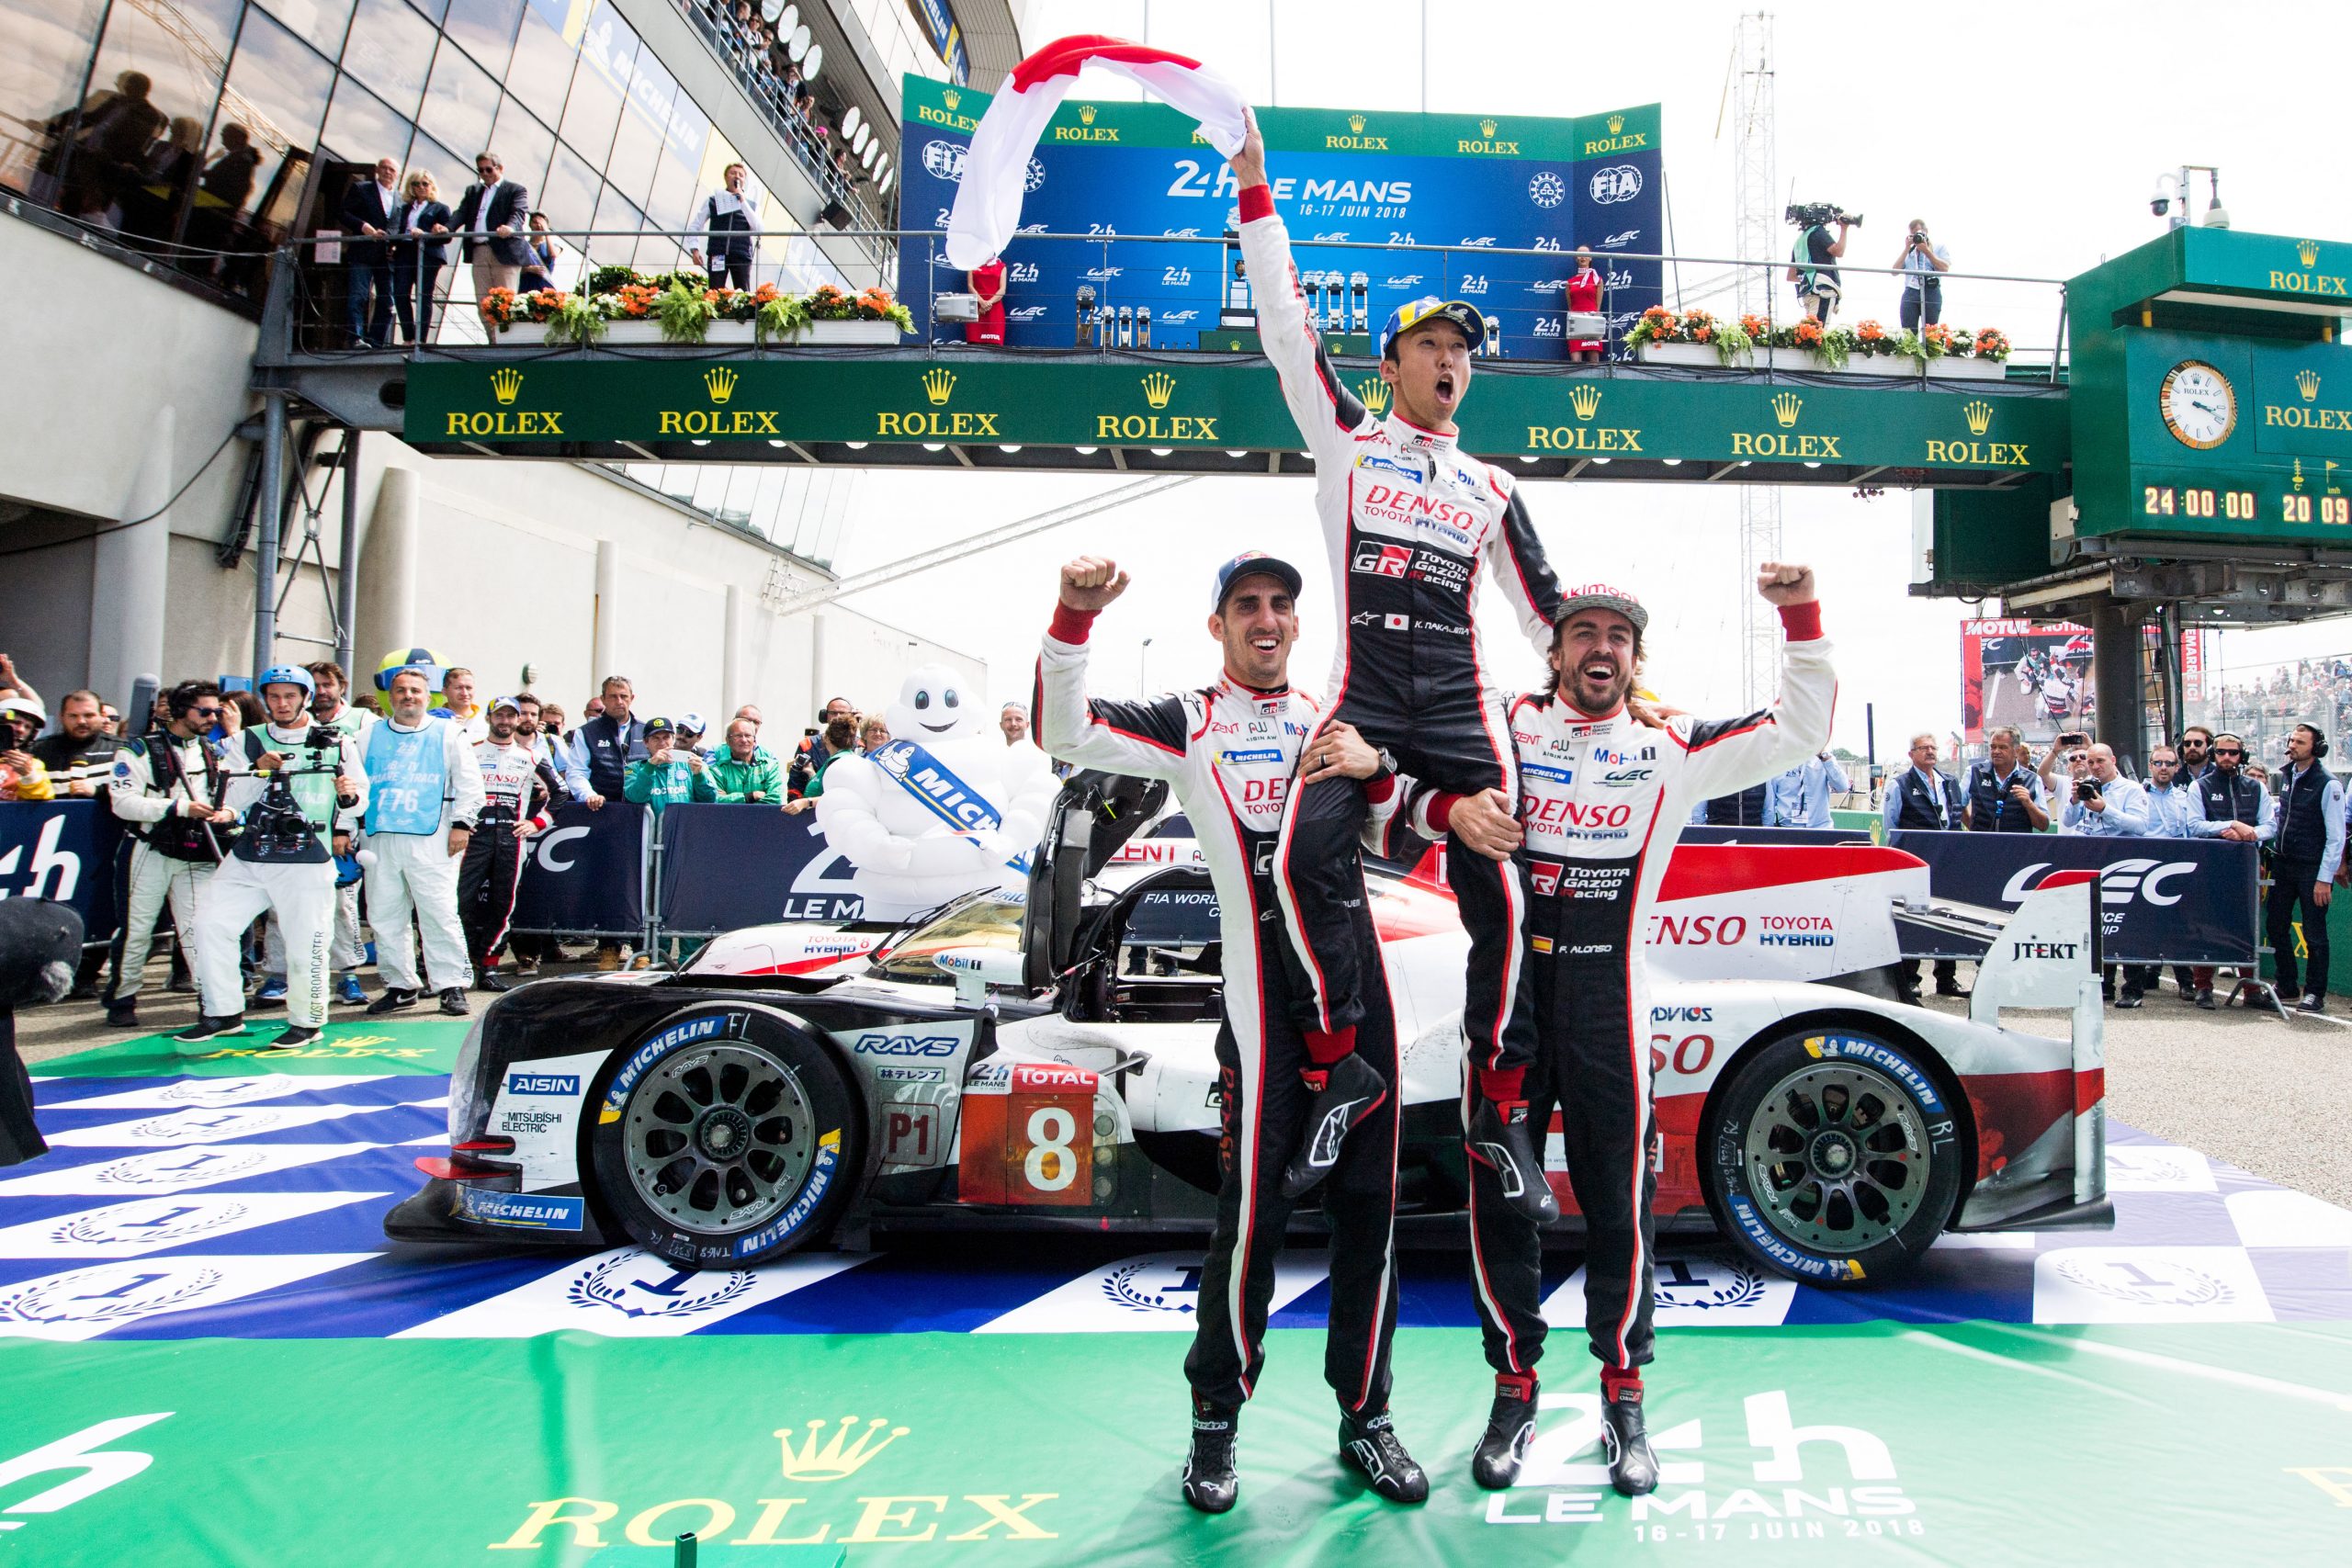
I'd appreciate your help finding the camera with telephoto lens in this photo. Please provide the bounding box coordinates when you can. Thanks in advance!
[1786,201,1861,229]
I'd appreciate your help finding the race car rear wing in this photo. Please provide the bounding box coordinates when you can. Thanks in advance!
[1964,869,2105,1208]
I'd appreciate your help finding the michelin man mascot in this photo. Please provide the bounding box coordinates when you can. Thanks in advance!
[815,665,1057,919]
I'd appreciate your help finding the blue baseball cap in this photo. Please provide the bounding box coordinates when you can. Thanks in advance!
[1212,552,1304,611]
[1379,296,1486,358]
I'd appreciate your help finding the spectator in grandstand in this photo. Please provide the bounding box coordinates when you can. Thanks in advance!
[674,714,711,760]
[1892,219,1951,329]
[1962,727,2046,832]
[859,715,891,753]
[432,667,488,743]
[624,717,716,818]
[783,715,859,813]
[708,718,782,803]
[1884,732,1965,1001]
[733,704,763,731]
[788,696,856,797]
[29,690,122,796]
[999,703,1029,745]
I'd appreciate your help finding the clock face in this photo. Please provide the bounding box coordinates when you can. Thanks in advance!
[2160,360,2236,449]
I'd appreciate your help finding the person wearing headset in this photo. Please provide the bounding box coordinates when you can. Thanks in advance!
[2266,722,2344,1014]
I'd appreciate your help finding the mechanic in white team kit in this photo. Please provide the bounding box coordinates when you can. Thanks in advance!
[177,666,368,1046]
[1403,563,1834,1498]
[103,681,235,1029]
[1036,552,1430,1515]
[361,663,485,1016]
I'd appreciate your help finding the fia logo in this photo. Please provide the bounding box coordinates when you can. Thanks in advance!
[566,1253,756,1319]
[1589,164,1644,204]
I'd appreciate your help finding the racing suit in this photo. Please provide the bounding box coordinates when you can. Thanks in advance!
[105,731,230,1002]
[361,716,485,994]
[1416,602,1833,1384]
[460,738,554,973]
[1238,182,1566,1081]
[1035,603,1416,1416]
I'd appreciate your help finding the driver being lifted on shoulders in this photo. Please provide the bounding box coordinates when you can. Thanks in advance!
[1405,562,1835,1498]
[1227,109,1568,1211]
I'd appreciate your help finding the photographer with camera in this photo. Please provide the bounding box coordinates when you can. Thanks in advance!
[1785,203,1855,323]
[102,681,234,1029]
[2059,744,2151,838]
[177,667,366,1046]
[1891,219,1951,330]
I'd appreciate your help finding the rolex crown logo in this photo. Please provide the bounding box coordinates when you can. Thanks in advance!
[1140,371,1175,410]
[1566,382,1602,422]
[2299,368,2322,401]
[1962,399,1993,436]
[490,367,523,406]
[941,87,960,110]
[775,1416,909,1483]
[1079,104,1096,125]
[922,367,956,406]
[1607,113,1625,135]
[1771,391,1803,428]
[2299,238,2321,268]
[1357,376,1390,414]
[1348,113,1366,134]
[1479,118,1498,138]
[705,367,739,404]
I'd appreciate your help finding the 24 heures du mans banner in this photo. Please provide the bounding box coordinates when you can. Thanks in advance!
[404,355,2067,474]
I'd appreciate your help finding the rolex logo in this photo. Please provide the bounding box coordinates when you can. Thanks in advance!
[1348,113,1366,134]
[941,87,960,110]
[1079,104,1096,125]
[1962,399,1993,436]
[922,367,956,406]
[1771,391,1803,428]
[705,367,739,404]
[1479,118,1498,138]
[2300,368,2322,401]
[1357,376,1390,414]
[1566,382,1602,422]
[490,367,523,406]
[775,1417,908,1483]
[1140,371,1175,410]
[2300,238,2321,268]
[1607,113,1625,135]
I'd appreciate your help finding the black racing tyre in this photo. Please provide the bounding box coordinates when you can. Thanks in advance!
[588,1007,863,1269]
[1701,1025,1963,1289]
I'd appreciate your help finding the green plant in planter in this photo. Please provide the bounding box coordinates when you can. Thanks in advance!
[586,263,641,296]
[1712,322,1753,365]
[755,294,813,344]
[1815,326,1854,370]
[655,282,718,344]
[544,294,608,346]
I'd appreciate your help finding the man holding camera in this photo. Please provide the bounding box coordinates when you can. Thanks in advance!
[103,681,233,1029]
[1787,206,1851,322]
[177,667,367,1046]
[363,664,485,1016]
[1894,220,1951,330]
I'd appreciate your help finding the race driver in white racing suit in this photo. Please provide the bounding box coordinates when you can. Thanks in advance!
[1035,552,1429,1515]
[1406,563,1834,1497]
[1227,111,1567,1212]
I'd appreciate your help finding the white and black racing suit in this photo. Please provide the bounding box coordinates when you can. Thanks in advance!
[1236,180,1566,1083]
[1414,602,1833,1386]
[460,738,554,973]
[1035,602,1418,1417]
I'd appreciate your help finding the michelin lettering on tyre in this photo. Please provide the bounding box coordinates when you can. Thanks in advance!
[1804,1034,1946,1113]
[1726,1194,1864,1281]
[725,1130,843,1259]
[599,1012,742,1122]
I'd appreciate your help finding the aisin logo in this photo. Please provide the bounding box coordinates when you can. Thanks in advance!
[1528,171,1566,209]
[922,367,956,406]
[1772,391,1804,428]
[704,367,738,404]
[490,367,523,405]
[775,1416,910,1482]
[1140,371,1175,410]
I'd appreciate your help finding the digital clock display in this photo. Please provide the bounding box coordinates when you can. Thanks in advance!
[2139,481,2350,525]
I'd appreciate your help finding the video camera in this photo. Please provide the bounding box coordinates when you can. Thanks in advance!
[1786,202,1861,229]
[242,736,348,863]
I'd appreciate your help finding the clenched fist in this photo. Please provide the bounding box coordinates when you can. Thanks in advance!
[1757,561,1816,605]
[1059,556,1131,614]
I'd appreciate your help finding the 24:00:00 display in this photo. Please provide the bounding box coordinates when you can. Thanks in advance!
[2143,485,2351,524]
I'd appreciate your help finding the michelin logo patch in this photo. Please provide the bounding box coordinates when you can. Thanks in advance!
[459,1189,586,1231]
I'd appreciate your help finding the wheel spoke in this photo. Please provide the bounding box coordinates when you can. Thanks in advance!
[624,1043,820,1235]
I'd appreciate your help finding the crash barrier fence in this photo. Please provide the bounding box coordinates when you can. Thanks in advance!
[1,804,2269,975]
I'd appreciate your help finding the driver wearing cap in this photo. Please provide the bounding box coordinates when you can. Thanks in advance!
[1404,563,1835,1498]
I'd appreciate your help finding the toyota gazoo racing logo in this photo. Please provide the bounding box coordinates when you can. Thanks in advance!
[920,140,967,181]
[1352,543,1411,579]
[1589,164,1645,204]
[2003,858,2195,908]
[1528,170,1567,209]
[1528,860,1562,896]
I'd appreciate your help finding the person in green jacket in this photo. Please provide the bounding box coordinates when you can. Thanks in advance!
[707,716,784,804]
[623,716,717,817]
[785,715,860,813]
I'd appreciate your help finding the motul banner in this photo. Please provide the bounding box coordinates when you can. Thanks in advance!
[1890,830,2258,964]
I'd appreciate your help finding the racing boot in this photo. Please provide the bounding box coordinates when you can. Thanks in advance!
[1471,1374,1539,1490]
[1181,1400,1239,1515]
[1600,1383,1660,1497]
[1280,1052,1388,1199]
[1468,1098,1559,1224]
[1338,1408,1428,1505]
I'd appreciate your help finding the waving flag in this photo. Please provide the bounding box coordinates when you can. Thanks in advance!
[944,34,1250,271]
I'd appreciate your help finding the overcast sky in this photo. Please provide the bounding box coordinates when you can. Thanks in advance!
[826,0,2352,752]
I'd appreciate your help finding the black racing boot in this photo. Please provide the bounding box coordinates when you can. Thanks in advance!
[1467,1098,1559,1224]
[1472,1375,1539,1490]
[1279,1053,1388,1199]
[1600,1385,1660,1497]
[1338,1409,1428,1504]
[1181,1402,1239,1515]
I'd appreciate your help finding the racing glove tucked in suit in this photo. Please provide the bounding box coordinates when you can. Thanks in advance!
[1034,604,1417,1416]
[1238,182,1566,1087]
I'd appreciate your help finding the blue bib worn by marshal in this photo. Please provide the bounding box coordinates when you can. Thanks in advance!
[363,718,449,836]
[869,737,1026,872]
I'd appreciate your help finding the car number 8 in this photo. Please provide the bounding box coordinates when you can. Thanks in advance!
[1023,1106,1079,1191]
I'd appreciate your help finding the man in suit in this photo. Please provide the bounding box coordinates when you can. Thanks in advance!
[340,156,401,348]
[451,150,531,310]
[390,169,453,344]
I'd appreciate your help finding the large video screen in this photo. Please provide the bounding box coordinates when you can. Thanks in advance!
[1962,618,2096,743]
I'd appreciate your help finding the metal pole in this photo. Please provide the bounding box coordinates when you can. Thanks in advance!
[254,389,287,680]
[336,427,361,676]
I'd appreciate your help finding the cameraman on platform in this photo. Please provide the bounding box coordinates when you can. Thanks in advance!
[1786,205,1852,322]
[1892,219,1951,329]
[177,667,366,1046]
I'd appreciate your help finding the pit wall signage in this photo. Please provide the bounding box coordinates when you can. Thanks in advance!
[408,360,2068,476]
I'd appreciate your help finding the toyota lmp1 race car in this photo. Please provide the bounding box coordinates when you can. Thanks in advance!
[390,775,2114,1287]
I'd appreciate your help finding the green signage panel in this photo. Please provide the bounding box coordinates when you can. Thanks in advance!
[404,355,2066,477]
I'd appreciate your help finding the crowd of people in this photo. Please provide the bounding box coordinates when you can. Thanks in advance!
[0,649,1033,1043]
[2202,653,2352,764]
[683,0,883,223]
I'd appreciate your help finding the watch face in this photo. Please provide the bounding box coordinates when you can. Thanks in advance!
[2159,359,2236,449]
